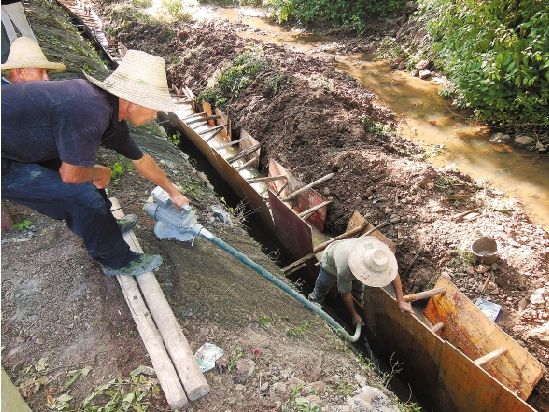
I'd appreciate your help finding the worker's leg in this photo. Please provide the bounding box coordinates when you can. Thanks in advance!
[308,267,336,304]
[351,280,364,305]
[2,161,135,268]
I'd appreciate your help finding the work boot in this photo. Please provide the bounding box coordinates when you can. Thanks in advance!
[102,253,163,277]
[117,214,137,233]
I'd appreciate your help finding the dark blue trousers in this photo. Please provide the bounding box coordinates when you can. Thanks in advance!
[2,160,135,268]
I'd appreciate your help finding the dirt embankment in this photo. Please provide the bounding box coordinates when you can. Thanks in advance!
[2,1,405,411]
[94,2,548,409]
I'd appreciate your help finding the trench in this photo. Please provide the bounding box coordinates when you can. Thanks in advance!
[179,3,549,230]
[62,2,544,410]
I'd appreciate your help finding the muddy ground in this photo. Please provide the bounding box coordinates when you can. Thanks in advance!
[91,1,549,409]
[1,1,407,411]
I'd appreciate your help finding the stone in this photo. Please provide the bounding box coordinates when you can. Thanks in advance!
[411,69,419,77]
[415,59,432,71]
[234,359,255,384]
[514,134,534,146]
[475,265,490,274]
[348,386,399,412]
[530,288,545,305]
[489,132,511,144]
[466,266,476,275]
[419,69,432,80]
[234,384,245,391]
[287,376,306,392]
[535,141,546,152]
[308,381,327,394]
[527,323,549,347]
[269,382,289,399]
[260,382,269,393]
[405,1,418,13]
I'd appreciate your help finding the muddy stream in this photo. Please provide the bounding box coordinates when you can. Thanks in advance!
[179,3,549,230]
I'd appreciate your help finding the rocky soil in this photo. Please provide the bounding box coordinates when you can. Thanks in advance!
[1,1,407,411]
[93,1,548,409]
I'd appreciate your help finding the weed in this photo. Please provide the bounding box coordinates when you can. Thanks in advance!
[362,116,386,137]
[13,219,33,230]
[380,353,402,388]
[227,347,246,373]
[131,0,152,8]
[286,320,309,338]
[398,401,423,412]
[169,131,181,146]
[160,0,189,20]
[199,49,266,109]
[434,175,454,195]
[257,314,271,328]
[180,178,207,199]
[334,378,355,396]
[295,397,320,412]
[265,73,290,96]
[449,246,476,273]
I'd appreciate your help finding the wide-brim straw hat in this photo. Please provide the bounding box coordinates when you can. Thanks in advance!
[83,49,177,113]
[1,37,66,72]
[348,236,398,287]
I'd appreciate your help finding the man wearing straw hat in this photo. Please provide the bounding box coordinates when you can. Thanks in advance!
[309,236,413,324]
[2,50,188,277]
[1,36,66,84]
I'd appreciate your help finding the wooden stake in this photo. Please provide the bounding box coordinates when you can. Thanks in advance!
[215,139,242,150]
[246,175,287,184]
[281,173,335,202]
[198,125,224,135]
[276,181,289,196]
[187,115,221,126]
[235,157,256,171]
[403,287,446,303]
[227,143,261,164]
[182,111,205,121]
[431,322,445,333]
[205,126,225,142]
[475,348,507,366]
[297,200,333,219]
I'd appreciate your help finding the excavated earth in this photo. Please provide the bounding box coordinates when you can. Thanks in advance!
[1,1,407,411]
[92,2,548,410]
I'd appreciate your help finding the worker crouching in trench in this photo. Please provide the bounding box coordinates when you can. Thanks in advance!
[309,236,413,324]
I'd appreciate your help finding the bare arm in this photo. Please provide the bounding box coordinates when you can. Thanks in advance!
[391,274,413,313]
[132,153,189,207]
[59,162,111,189]
[341,292,363,324]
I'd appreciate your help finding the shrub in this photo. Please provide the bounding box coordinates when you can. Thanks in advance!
[265,0,405,34]
[428,0,549,126]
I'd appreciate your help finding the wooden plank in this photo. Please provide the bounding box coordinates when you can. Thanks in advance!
[239,129,260,169]
[424,276,545,400]
[111,199,209,401]
[281,173,335,202]
[246,175,287,184]
[2,367,31,412]
[297,200,332,219]
[403,287,446,302]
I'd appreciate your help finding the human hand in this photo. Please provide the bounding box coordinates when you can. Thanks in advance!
[170,192,190,208]
[93,166,111,189]
[352,313,363,325]
[397,300,413,314]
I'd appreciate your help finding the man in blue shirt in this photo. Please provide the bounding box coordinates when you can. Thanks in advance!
[2,50,188,276]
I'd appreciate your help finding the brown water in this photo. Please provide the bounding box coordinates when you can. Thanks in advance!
[189,6,549,229]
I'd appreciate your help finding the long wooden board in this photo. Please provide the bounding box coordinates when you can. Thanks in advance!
[425,276,545,400]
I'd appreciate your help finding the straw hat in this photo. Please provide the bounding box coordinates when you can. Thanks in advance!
[348,236,398,287]
[1,37,66,72]
[83,49,177,113]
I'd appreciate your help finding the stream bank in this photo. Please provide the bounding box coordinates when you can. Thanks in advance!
[1,1,409,411]
[95,1,548,409]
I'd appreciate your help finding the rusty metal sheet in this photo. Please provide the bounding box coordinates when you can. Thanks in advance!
[267,159,327,232]
[268,189,313,261]
[425,276,545,400]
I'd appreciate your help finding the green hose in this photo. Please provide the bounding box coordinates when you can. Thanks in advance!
[207,236,362,342]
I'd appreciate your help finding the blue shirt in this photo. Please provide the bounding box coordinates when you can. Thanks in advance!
[1,79,142,167]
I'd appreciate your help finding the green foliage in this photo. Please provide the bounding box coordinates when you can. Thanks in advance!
[257,314,272,328]
[198,50,266,108]
[169,131,181,146]
[265,73,291,96]
[286,320,309,337]
[13,219,33,230]
[265,0,406,34]
[362,116,388,137]
[428,0,549,126]
[131,0,152,8]
[449,246,476,272]
[109,156,132,181]
[227,347,246,373]
[161,0,188,19]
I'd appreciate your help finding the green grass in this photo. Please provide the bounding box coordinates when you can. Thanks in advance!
[286,320,309,338]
